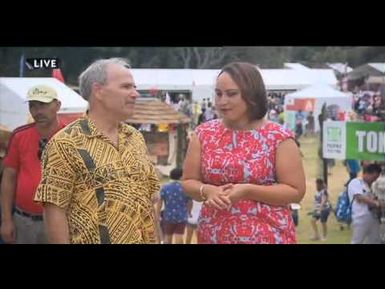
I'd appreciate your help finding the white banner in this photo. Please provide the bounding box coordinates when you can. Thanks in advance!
[323,121,346,159]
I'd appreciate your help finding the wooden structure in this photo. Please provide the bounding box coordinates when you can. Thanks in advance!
[126,98,191,168]
[126,98,190,124]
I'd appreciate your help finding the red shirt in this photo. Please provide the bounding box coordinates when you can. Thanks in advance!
[3,122,65,214]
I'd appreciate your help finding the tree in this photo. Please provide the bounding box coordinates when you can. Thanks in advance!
[174,47,228,68]
[1,47,385,83]
[311,47,348,64]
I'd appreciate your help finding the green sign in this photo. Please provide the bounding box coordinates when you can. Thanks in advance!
[346,122,385,161]
[323,121,385,160]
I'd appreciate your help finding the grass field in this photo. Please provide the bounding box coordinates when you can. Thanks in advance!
[296,135,352,244]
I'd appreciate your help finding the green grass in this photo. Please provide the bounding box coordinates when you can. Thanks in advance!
[297,135,352,244]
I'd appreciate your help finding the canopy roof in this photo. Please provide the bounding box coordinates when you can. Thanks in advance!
[347,63,385,81]
[126,98,190,124]
[130,68,337,92]
[285,83,349,99]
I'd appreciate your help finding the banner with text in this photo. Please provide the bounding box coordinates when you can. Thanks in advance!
[323,121,385,160]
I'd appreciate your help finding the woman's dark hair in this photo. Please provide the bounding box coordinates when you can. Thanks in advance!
[170,168,183,180]
[218,62,267,120]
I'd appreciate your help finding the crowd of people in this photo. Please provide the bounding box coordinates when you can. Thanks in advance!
[352,90,385,121]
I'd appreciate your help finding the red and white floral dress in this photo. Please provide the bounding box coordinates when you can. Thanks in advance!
[196,119,296,244]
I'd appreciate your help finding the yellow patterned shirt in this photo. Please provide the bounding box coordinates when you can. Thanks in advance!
[34,117,160,244]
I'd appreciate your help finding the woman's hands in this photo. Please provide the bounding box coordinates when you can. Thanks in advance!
[204,183,249,210]
[224,183,249,204]
[204,184,232,210]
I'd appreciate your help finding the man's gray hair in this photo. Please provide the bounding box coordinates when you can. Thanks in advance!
[78,58,131,101]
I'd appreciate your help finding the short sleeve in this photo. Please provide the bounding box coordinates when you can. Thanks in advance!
[2,134,20,170]
[348,178,363,200]
[135,131,160,198]
[194,119,219,145]
[274,125,295,147]
[34,138,77,209]
[147,162,160,198]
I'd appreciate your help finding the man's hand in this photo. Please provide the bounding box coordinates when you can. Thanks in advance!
[0,219,16,244]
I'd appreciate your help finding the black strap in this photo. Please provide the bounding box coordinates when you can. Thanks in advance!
[78,148,111,244]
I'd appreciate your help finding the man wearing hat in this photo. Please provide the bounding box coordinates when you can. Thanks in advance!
[0,85,65,244]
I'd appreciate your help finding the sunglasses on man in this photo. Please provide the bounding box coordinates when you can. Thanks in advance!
[37,138,48,160]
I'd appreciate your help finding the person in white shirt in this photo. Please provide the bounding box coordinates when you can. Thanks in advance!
[204,102,215,122]
[348,164,382,244]
[310,179,331,241]
[185,200,203,244]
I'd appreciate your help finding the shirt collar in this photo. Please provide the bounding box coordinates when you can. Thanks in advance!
[79,116,133,138]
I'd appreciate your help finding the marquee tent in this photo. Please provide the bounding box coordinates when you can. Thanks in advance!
[284,84,352,132]
[130,68,338,102]
[0,77,87,130]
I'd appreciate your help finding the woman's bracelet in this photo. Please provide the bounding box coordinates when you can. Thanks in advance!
[199,184,207,201]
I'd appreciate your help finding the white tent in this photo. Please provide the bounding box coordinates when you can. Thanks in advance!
[261,69,337,91]
[284,84,352,132]
[0,77,87,130]
[131,69,220,102]
[369,63,385,74]
[284,63,311,70]
[130,68,338,102]
[327,63,353,74]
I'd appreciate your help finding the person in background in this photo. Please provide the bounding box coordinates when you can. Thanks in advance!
[198,108,206,125]
[345,159,361,184]
[294,109,305,139]
[290,203,301,227]
[156,168,191,244]
[185,200,203,244]
[349,164,382,244]
[1,85,65,244]
[305,111,314,136]
[310,179,331,241]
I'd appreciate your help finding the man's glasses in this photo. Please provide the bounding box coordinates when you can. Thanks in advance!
[37,138,48,160]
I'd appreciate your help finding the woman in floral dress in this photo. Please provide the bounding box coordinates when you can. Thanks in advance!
[182,62,306,244]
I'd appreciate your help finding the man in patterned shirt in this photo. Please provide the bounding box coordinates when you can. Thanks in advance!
[34,58,160,244]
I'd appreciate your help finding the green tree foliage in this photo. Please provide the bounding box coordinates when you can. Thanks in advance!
[1,47,385,85]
